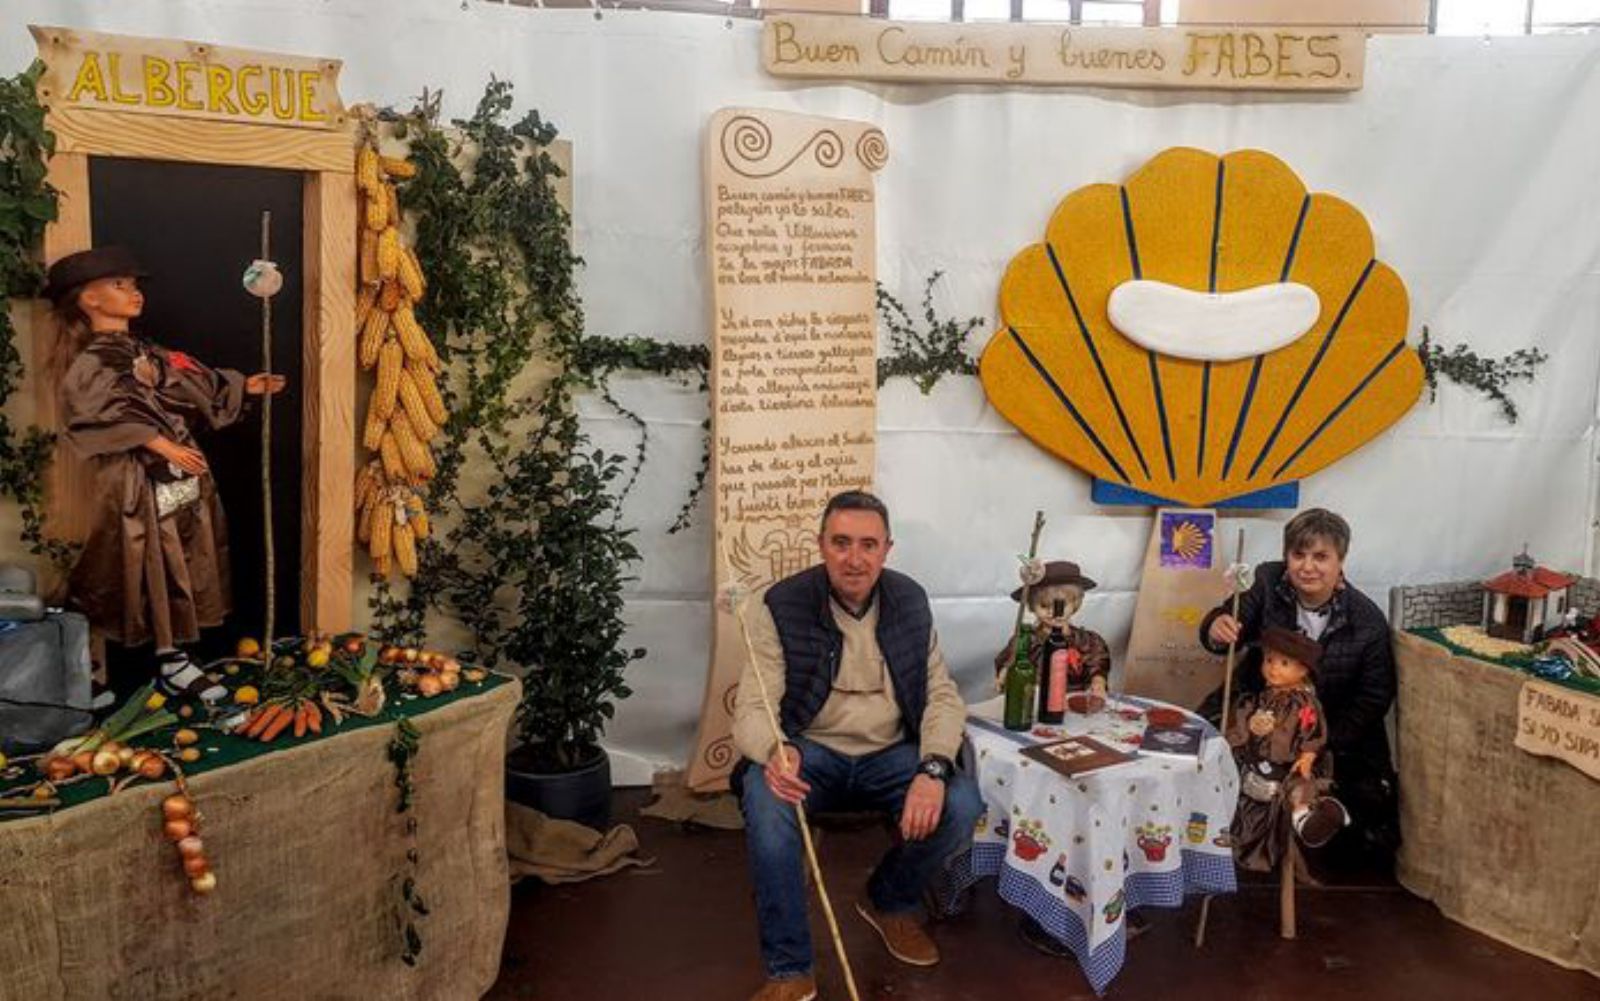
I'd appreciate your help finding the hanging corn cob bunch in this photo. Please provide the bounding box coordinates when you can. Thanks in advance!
[354,138,445,579]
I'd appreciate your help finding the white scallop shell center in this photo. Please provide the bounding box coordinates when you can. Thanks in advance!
[1107,280,1321,362]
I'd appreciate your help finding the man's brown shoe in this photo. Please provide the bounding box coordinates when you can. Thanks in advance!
[855,898,940,966]
[748,975,817,1001]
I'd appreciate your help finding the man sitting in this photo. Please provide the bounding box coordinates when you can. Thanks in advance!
[732,490,983,1001]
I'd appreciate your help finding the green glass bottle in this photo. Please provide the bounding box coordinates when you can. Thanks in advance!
[1002,629,1036,731]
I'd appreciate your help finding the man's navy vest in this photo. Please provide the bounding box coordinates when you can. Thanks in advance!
[730,564,933,794]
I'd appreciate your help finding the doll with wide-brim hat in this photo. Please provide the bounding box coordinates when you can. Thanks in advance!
[46,246,285,704]
[994,560,1111,699]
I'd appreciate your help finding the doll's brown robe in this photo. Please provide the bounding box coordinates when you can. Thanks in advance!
[60,335,246,651]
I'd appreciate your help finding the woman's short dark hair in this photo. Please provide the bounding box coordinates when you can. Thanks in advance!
[820,490,891,538]
[1283,508,1350,559]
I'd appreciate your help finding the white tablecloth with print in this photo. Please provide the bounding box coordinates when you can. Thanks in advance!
[941,695,1240,994]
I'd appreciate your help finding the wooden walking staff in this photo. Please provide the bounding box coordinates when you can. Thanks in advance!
[1010,511,1048,649]
[718,546,860,1001]
[243,213,285,650]
[1220,528,1249,722]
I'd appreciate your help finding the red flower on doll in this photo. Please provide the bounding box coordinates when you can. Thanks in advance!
[1298,705,1317,732]
[1066,648,1083,668]
[166,350,199,373]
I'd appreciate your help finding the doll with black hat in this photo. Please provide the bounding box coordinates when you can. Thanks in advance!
[44,246,285,703]
[1226,625,1350,871]
[993,560,1111,700]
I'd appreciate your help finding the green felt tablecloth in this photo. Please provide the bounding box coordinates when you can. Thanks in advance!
[0,673,514,820]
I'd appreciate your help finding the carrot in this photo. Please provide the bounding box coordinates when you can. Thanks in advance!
[292,702,308,739]
[242,705,275,738]
[260,705,295,742]
[306,702,323,735]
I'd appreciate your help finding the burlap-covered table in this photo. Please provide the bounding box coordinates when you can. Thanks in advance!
[1394,630,1600,976]
[0,678,519,1001]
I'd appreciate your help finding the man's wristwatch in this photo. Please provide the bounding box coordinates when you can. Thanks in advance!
[917,754,954,783]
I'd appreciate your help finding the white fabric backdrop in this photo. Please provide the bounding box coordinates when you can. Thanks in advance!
[6,2,1599,781]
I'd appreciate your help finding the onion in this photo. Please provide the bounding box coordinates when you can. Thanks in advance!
[189,872,217,894]
[177,835,205,859]
[438,672,460,692]
[417,675,443,698]
[134,754,166,780]
[163,818,193,841]
[116,746,136,766]
[182,855,210,877]
[91,750,122,776]
[45,757,76,782]
[162,794,194,820]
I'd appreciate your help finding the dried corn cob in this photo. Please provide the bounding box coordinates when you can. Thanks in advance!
[374,340,403,420]
[360,229,380,286]
[353,461,378,515]
[356,284,378,330]
[386,185,401,229]
[357,146,380,192]
[393,522,418,576]
[392,305,438,369]
[378,279,403,313]
[357,490,374,544]
[377,228,400,280]
[406,360,449,426]
[379,430,407,482]
[405,493,430,540]
[373,552,391,578]
[391,413,434,482]
[362,403,387,452]
[369,497,393,563]
[365,188,388,232]
[397,247,425,302]
[397,368,439,442]
[359,308,388,372]
[380,155,416,179]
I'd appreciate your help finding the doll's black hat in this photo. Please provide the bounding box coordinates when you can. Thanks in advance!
[41,246,148,304]
[1259,625,1321,675]
[1010,561,1098,602]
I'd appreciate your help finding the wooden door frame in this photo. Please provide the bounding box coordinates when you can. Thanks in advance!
[33,105,356,634]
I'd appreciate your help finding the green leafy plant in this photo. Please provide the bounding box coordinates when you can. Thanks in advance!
[876,271,983,394]
[370,81,644,771]
[0,62,71,567]
[1417,325,1547,424]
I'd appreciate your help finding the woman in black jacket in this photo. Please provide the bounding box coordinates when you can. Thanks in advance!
[1199,508,1400,863]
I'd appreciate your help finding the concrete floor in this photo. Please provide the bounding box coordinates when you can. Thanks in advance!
[489,792,1598,1001]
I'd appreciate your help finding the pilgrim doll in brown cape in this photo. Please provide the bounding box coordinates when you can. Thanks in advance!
[45,246,285,702]
[994,560,1111,698]
[1226,626,1350,871]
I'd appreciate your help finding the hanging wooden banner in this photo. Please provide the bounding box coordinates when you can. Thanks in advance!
[1121,508,1228,710]
[763,15,1365,91]
[686,108,886,792]
[31,25,346,131]
[1515,679,1600,782]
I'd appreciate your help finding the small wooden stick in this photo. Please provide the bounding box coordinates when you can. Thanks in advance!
[1279,839,1298,939]
[258,210,276,653]
[1009,511,1048,643]
[1220,528,1246,729]
[722,551,861,1001]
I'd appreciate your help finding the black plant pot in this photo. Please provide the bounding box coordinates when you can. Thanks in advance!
[505,744,612,831]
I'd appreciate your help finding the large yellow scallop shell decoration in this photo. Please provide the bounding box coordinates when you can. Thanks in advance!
[979,147,1423,507]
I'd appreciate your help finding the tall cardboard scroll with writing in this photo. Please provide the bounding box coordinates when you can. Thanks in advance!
[686,109,887,792]
[1121,508,1228,710]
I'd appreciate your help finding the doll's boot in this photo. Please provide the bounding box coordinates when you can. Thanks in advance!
[1293,796,1350,848]
[155,649,228,703]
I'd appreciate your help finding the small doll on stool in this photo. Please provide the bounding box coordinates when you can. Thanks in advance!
[994,560,1111,699]
[1227,626,1350,871]
[44,246,285,703]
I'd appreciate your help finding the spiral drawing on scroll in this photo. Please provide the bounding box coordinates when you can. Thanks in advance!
[703,734,736,770]
[855,129,889,172]
[721,115,846,179]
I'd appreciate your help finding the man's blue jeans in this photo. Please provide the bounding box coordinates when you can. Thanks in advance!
[739,738,985,979]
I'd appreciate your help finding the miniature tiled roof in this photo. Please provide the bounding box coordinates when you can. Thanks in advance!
[1483,566,1575,598]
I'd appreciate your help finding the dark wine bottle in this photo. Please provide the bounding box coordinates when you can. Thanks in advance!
[1002,629,1036,731]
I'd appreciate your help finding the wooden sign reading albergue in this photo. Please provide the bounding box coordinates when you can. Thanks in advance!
[763,15,1365,91]
[31,25,346,130]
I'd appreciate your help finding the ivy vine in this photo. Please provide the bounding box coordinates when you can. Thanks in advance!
[1417,325,1547,424]
[876,271,983,394]
[0,62,71,568]
[368,81,643,771]
[386,718,427,965]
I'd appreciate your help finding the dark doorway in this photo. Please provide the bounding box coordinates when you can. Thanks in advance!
[89,157,304,656]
